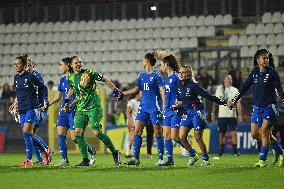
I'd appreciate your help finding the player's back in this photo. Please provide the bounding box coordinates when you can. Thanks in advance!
[136,70,164,112]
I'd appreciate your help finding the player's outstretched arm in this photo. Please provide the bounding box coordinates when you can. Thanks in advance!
[48,91,62,107]
[101,75,116,90]
[122,86,139,96]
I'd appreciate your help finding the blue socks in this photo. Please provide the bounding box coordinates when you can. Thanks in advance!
[156,136,164,160]
[23,132,33,160]
[133,135,142,160]
[165,139,173,162]
[260,146,269,160]
[32,135,47,152]
[33,145,42,162]
[58,135,67,160]
[270,140,284,155]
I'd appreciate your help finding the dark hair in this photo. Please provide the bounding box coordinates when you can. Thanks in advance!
[62,57,72,72]
[268,52,275,68]
[129,89,140,100]
[253,49,269,67]
[144,52,156,66]
[71,56,79,63]
[16,54,28,66]
[162,54,180,72]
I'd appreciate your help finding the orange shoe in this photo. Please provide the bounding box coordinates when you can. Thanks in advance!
[43,148,52,165]
[18,160,33,167]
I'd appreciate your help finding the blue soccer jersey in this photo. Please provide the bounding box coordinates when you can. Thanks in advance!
[56,76,76,129]
[177,79,224,131]
[14,71,48,114]
[32,70,45,105]
[136,69,164,112]
[164,72,179,116]
[135,69,164,125]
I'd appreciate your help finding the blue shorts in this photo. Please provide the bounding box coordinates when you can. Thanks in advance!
[34,109,48,128]
[180,109,207,131]
[20,109,39,128]
[251,104,279,128]
[218,118,237,133]
[56,110,75,130]
[163,114,181,129]
[135,107,162,126]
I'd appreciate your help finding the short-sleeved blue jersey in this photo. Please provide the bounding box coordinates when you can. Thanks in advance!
[177,79,224,110]
[14,71,48,114]
[136,69,164,112]
[58,75,76,111]
[233,66,284,107]
[164,72,179,116]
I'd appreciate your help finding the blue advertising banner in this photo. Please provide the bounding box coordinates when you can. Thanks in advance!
[208,123,258,154]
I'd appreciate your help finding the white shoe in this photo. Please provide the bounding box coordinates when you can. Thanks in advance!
[155,159,164,166]
[55,159,69,167]
[201,160,211,166]
[89,148,97,165]
[187,154,199,166]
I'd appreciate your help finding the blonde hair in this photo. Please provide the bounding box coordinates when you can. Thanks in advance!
[181,65,196,82]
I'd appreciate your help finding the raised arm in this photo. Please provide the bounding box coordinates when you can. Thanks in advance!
[193,83,225,105]
[231,72,253,104]
[123,86,140,96]
[48,91,62,107]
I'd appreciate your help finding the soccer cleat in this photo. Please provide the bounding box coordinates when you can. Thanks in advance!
[43,148,52,165]
[124,157,140,166]
[75,160,90,167]
[34,160,44,165]
[254,160,267,167]
[19,160,33,167]
[89,147,97,165]
[155,159,164,166]
[272,151,279,165]
[112,150,121,165]
[187,154,199,166]
[161,161,174,166]
[233,152,240,157]
[125,155,133,158]
[278,154,284,167]
[201,160,211,166]
[55,159,69,167]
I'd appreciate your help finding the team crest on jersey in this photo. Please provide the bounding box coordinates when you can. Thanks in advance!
[80,72,90,87]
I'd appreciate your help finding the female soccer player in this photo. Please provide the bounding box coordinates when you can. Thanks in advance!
[156,51,186,166]
[64,56,121,166]
[11,54,48,167]
[25,56,52,165]
[173,65,225,166]
[228,49,284,167]
[47,57,96,166]
[123,52,166,166]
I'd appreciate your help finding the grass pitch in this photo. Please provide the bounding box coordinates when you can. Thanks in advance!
[0,153,283,189]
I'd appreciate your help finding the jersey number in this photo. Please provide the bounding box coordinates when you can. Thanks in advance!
[143,83,149,91]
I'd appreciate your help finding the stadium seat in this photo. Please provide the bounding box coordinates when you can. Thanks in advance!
[238,35,247,46]
[275,34,284,45]
[5,23,14,33]
[255,24,265,34]
[271,12,281,23]
[153,17,162,28]
[28,32,37,43]
[197,26,206,37]
[282,13,284,22]
[246,24,256,34]
[4,34,12,44]
[188,26,197,37]
[268,45,277,55]
[204,15,214,26]
[21,23,29,33]
[228,35,238,46]
[102,20,112,30]
[256,34,265,45]
[188,16,197,26]
[0,24,5,34]
[45,22,54,32]
[179,16,188,27]
[247,35,258,45]
[277,44,284,56]
[196,16,205,26]
[205,26,215,36]
[262,12,272,23]
[223,15,232,25]
[170,17,179,27]
[264,23,273,34]
[127,18,137,29]
[273,23,283,33]
[214,15,223,25]
[29,22,38,32]
[240,46,249,57]
[266,34,275,45]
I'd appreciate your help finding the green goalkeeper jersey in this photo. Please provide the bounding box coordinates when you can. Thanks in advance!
[68,69,103,111]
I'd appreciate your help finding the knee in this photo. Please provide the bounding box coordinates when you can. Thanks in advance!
[164,131,171,140]
[194,134,202,143]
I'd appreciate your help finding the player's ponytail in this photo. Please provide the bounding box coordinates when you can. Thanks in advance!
[162,54,180,72]
[62,57,72,72]
[181,65,196,82]
[144,52,156,66]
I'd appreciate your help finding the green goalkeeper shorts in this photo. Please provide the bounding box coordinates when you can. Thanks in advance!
[74,106,103,130]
